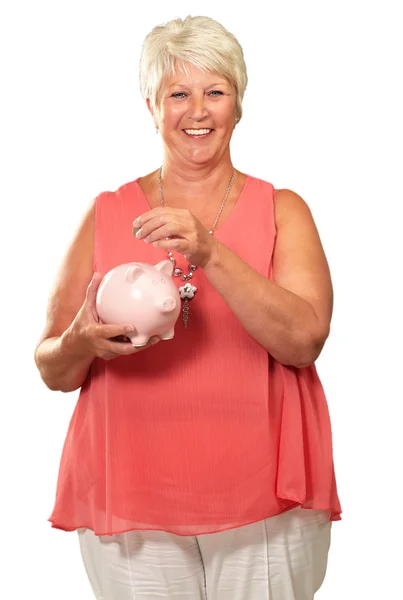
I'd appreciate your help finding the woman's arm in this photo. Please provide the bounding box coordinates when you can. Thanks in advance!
[134,188,333,368]
[34,200,157,393]
[203,189,333,368]
[34,200,98,392]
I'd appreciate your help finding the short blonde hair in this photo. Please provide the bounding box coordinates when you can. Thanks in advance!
[139,15,248,123]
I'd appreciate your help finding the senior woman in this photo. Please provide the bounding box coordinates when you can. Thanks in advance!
[35,15,341,600]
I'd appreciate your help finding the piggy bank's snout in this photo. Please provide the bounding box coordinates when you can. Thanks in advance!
[159,296,177,313]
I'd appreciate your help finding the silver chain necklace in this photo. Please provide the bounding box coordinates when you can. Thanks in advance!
[158,166,235,328]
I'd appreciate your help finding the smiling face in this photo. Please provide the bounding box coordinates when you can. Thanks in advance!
[149,62,237,167]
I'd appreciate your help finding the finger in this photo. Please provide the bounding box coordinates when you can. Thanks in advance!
[104,335,159,356]
[109,335,131,343]
[85,272,103,306]
[92,323,137,340]
[152,237,188,253]
[142,223,186,244]
[103,340,138,355]
[133,207,189,230]
[84,273,104,322]
[133,209,166,232]
[99,339,139,358]
[135,214,179,239]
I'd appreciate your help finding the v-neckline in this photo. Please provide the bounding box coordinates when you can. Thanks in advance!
[133,174,250,238]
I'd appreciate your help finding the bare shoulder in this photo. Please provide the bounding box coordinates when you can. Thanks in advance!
[273,188,324,248]
[38,198,96,341]
[272,188,333,339]
[273,188,314,225]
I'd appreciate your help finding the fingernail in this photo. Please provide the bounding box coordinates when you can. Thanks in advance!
[125,326,135,333]
[135,228,142,238]
[133,217,141,227]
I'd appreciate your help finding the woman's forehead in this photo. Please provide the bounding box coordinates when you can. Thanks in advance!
[162,65,230,88]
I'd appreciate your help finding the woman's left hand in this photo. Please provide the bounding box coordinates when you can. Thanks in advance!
[133,207,218,267]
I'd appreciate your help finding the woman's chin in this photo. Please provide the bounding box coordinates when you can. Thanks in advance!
[182,149,222,166]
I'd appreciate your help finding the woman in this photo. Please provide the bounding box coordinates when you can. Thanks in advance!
[35,15,342,600]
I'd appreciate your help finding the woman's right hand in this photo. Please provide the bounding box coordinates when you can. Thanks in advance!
[66,272,160,361]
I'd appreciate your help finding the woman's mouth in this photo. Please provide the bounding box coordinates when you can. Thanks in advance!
[183,128,213,138]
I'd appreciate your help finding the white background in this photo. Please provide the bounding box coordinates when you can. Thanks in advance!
[1,1,402,598]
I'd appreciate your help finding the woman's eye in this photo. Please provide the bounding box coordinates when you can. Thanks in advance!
[171,91,223,98]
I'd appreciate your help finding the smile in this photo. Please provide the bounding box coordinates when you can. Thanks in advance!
[183,128,213,137]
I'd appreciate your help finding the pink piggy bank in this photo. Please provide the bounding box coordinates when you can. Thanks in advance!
[96,260,181,346]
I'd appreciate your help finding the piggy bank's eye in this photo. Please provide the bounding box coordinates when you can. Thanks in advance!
[161,278,167,284]
[152,280,157,285]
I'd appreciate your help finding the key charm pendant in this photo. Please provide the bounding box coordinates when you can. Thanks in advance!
[182,298,190,328]
[178,283,197,329]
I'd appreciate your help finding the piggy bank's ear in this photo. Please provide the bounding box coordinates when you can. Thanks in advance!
[125,264,145,283]
[154,260,174,276]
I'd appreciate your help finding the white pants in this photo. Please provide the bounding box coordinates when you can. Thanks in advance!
[77,507,332,600]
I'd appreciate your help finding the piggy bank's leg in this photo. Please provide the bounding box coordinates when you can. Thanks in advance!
[128,333,149,347]
[159,328,175,341]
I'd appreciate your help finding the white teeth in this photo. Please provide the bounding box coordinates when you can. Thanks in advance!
[184,129,212,136]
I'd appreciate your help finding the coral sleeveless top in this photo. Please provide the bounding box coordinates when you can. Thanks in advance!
[48,175,342,536]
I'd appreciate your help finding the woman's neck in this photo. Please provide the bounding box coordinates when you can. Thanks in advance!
[159,157,236,206]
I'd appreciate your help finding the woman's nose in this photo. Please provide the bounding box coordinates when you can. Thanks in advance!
[187,95,208,121]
